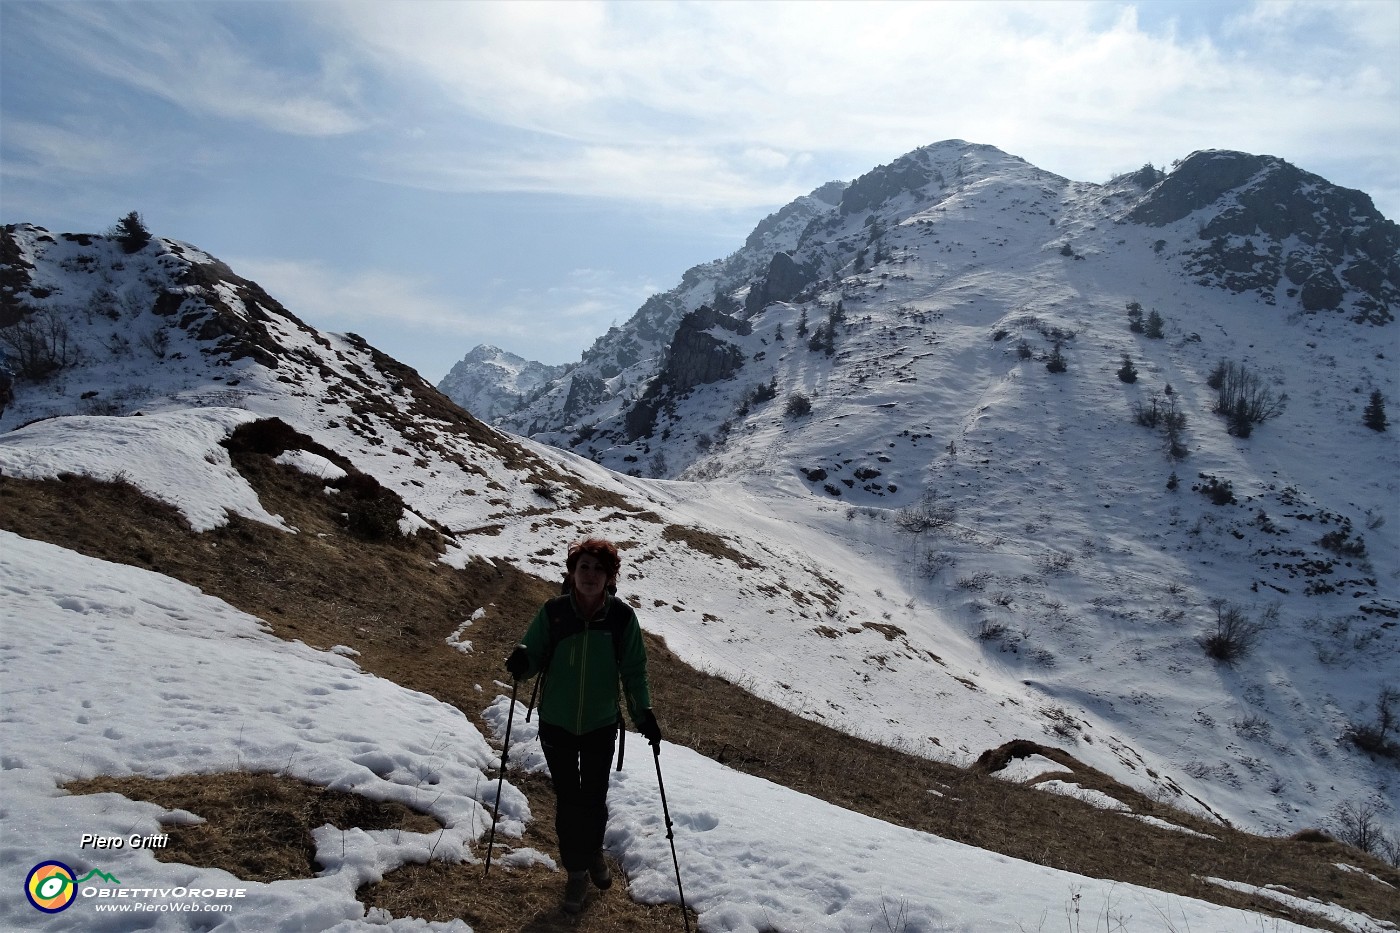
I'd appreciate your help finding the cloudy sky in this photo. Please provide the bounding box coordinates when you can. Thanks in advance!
[2,1,1397,382]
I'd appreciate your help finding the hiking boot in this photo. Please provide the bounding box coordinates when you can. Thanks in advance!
[562,870,589,914]
[589,850,613,890]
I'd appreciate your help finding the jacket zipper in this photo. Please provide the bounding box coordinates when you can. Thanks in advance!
[575,608,591,734]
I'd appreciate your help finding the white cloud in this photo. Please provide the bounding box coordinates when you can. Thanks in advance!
[31,4,367,137]
[229,257,470,334]
[324,0,1397,212]
[0,119,145,180]
[363,140,804,209]
[230,256,657,369]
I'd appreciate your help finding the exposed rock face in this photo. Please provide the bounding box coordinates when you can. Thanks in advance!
[745,250,821,314]
[664,305,751,392]
[562,372,607,422]
[1129,150,1399,323]
[840,154,936,216]
[744,181,845,252]
[477,180,844,437]
[623,305,751,440]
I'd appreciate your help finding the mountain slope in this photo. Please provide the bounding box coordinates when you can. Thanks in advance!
[0,189,1397,931]
[434,142,1399,838]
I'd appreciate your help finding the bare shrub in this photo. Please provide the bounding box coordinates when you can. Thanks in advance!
[956,571,993,591]
[1134,395,1164,428]
[139,327,169,359]
[1036,551,1075,575]
[896,490,956,534]
[0,306,75,379]
[1198,600,1267,664]
[1329,799,1393,856]
[1345,687,1399,760]
[918,550,956,577]
[1232,713,1273,741]
[975,618,1009,642]
[1209,360,1287,437]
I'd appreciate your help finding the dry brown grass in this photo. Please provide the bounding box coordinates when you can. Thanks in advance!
[4,436,1398,932]
[661,524,760,569]
[66,772,440,883]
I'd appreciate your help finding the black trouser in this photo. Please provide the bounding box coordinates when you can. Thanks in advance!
[538,721,617,872]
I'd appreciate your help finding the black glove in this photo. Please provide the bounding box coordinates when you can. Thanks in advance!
[638,709,662,747]
[505,645,530,680]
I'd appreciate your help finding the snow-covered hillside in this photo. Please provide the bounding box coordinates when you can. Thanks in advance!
[1,154,1397,931]
[439,142,1400,835]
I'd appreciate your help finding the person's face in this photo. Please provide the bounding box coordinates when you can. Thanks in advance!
[572,554,611,601]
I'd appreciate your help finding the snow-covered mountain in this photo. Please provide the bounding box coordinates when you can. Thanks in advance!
[1,136,1398,932]
[432,141,1400,835]
[437,344,570,423]
[489,142,1396,472]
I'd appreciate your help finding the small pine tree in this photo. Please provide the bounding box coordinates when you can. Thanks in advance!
[111,211,152,254]
[1364,389,1388,432]
[1127,301,1145,334]
[1144,310,1165,339]
[797,308,809,338]
[784,392,812,418]
[1117,354,1138,383]
[1046,342,1067,374]
[775,322,785,341]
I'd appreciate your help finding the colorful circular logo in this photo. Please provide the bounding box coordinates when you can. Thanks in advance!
[26,861,77,913]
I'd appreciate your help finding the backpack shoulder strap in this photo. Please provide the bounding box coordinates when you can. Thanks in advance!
[541,595,632,669]
[603,597,632,666]
[540,595,575,672]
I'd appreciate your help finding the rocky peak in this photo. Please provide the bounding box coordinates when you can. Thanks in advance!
[438,344,569,421]
[622,304,752,441]
[1129,150,1398,322]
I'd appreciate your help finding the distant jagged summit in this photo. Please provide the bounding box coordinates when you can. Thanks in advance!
[436,179,849,432]
[437,344,569,422]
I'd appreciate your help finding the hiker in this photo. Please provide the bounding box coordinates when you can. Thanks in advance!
[505,537,661,914]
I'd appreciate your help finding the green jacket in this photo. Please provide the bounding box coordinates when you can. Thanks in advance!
[518,594,652,736]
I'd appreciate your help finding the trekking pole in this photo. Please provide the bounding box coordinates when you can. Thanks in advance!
[651,742,691,933]
[616,713,627,772]
[525,672,541,723]
[483,679,519,878]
